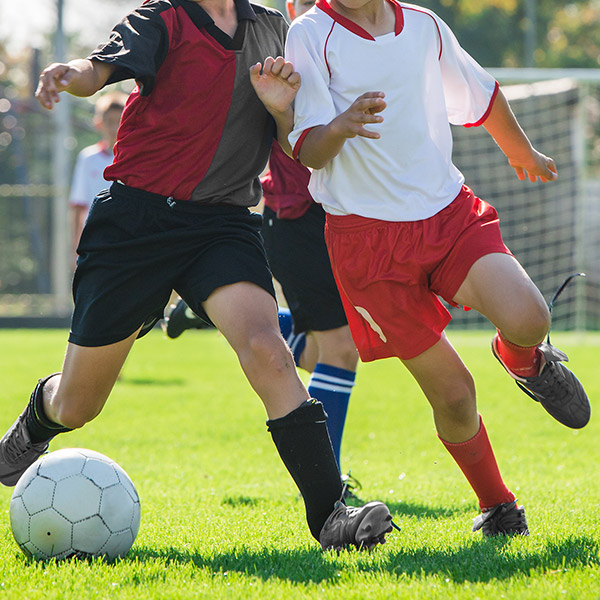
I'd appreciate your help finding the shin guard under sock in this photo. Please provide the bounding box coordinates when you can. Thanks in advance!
[267,399,343,540]
[440,417,516,510]
[25,374,72,444]
[495,330,541,378]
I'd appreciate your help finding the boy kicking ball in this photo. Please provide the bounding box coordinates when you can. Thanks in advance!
[273,0,590,535]
[0,0,395,552]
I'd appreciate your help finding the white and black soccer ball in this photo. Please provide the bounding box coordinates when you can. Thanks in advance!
[9,448,141,561]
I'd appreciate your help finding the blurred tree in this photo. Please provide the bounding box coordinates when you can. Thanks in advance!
[419,0,600,68]
[542,1,600,67]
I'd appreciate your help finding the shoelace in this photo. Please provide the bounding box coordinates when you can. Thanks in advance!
[546,272,585,347]
[3,417,34,463]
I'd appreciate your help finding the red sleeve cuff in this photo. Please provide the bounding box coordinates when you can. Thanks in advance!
[463,81,499,128]
[292,127,316,163]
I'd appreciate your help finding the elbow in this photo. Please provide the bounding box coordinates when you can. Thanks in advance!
[303,158,329,170]
[298,151,330,170]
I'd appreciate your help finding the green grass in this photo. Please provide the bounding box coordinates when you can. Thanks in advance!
[0,328,599,599]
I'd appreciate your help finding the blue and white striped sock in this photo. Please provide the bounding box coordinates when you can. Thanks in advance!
[278,308,306,366]
[308,363,356,470]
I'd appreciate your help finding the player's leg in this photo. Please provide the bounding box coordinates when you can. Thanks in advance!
[44,333,139,429]
[402,334,528,536]
[276,306,310,368]
[0,182,178,487]
[452,252,590,428]
[452,252,549,349]
[262,204,358,470]
[325,210,525,535]
[309,326,358,470]
[204,281,308,418]
[202,281,393,547]
[0,332,139,487]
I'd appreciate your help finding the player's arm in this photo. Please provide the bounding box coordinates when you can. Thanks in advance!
[298,93,386,169]
[483,88,557,183]
[36,59,116,110]
[250,57,301,156]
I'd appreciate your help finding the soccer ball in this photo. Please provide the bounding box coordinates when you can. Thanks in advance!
[9,448,141,561]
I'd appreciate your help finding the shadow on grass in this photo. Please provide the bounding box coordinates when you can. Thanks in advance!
[381,535,600,582]
[385,500,474,519]
[127,535,599,584]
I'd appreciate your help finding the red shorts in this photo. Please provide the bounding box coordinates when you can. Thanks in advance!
[324,185,511,361]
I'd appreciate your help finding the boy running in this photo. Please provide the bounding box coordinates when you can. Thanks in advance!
[0,0,394,551]
[282,0,590,535]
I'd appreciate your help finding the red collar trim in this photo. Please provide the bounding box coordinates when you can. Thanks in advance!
[316,0,404,40]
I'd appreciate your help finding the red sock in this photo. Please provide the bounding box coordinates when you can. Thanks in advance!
[495,330,541,378]
[440,417,516,511]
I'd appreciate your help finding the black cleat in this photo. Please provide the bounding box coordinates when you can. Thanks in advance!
[163,299,214,339]
[0,409,48,487]
[492,336,590,429]
[319,501,395,551]
[473,500,529,536]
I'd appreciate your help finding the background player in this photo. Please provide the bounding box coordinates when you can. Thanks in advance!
[282,0,590,535]
[69,91,127,257]
[0,0,394,552]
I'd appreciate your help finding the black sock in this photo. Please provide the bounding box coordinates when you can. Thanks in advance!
[25,374,72,444]
[267,399,343,540]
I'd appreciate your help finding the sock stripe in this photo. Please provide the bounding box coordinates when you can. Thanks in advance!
[309,380,355,394]
[310,372,356,387]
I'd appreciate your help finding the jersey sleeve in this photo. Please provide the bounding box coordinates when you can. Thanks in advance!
[435,15,498,127]
[88,4,169,96]
[286,19,337,161]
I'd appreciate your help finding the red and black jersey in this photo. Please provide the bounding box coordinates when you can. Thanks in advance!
[261,140,313,220]
[89,0,287,205]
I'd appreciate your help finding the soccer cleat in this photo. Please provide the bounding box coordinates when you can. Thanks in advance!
[163,299,213,339]
[472,501,529,536]
[319,500,395,551]
[0,408,48,487]
[492,336,590,429]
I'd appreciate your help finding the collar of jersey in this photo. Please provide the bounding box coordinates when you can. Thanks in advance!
[178,0,257,28]
[315,0,404,40]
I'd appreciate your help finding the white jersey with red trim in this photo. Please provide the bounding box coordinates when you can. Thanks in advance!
[287,0,498,222]
[69,142,113,210]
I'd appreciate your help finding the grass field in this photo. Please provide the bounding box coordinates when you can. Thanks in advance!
[0,328,599,599]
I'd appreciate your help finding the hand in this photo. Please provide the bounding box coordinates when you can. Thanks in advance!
[509,149,558,183]
[250,56,301,116]
[332,92,386,140]
[35,63,80,110]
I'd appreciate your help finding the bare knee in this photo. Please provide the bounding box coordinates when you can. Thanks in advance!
[46,386,104,430]
[430,375,477,421]
[244,328,295,375]
[53,402,100,430]
[502,300,551,347]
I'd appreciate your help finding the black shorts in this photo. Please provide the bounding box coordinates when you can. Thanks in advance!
[70,182,275,347]
[261,204,347,334]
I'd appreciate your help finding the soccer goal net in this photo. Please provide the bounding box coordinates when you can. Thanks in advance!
[0,70,599,330]
[447,70,600,331]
